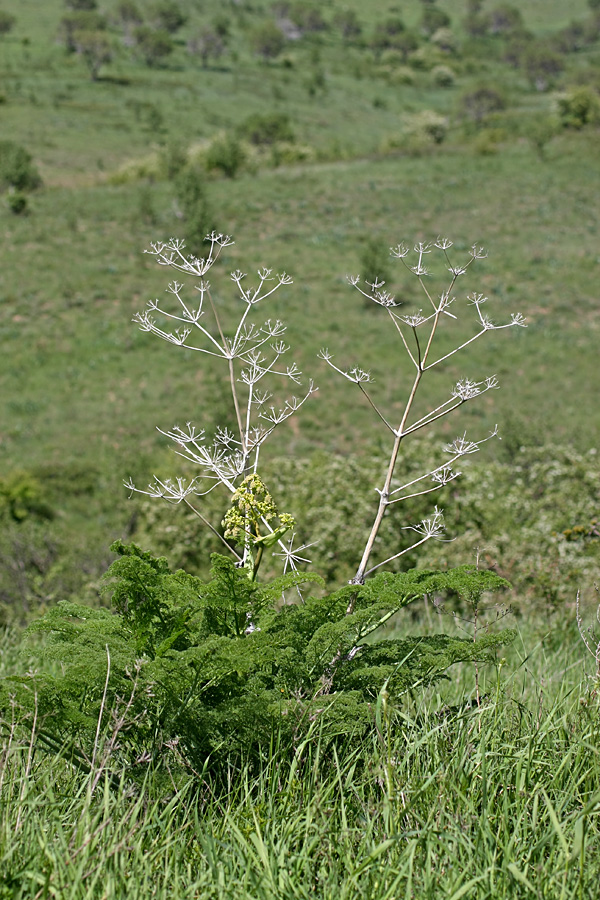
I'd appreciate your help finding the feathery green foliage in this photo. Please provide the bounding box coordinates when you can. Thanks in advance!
[1,542,512,778]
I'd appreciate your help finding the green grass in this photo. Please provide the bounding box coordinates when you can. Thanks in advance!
[1,623,599,899]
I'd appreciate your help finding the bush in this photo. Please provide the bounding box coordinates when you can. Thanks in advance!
[237,112,295,145]
[0,141,42,192]
[557,85,600,128]
[6,189,28,214]
[420,5,451,36]
[431,64,455,87]
[204,133,245,178]
[73,30,113,80]
[174,165,215,252]
[0,10,16,35]
[4,541,511,775]
[430,27,457,53]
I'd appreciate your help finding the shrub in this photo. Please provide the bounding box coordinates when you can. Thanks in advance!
[430,27,457,53]
[4,541,511,776]
[488,4,524,36]
[420,5,451,36]
[174,165,215,252]
[0,141,42,192]
[431,64,455,87]
[237,112,295,145]
[0,10,16,35]
[6,189,28,214]
[557,85,600,128]
[204,133,245,178]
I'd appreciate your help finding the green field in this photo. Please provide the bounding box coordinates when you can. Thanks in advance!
[1,1,600,895]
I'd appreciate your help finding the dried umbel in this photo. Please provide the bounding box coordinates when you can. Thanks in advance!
[321,238,526,586]
[127,233,316,579]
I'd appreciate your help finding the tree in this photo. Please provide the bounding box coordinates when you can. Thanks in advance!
[460,86,506,125]
[114,0,143,27]
[333,9,362,42]
[0,10,16,36]
[64,0,98,9]
[174,165,215,253]
[151,0,186,34]
[488,4,524,36]
[251,21,286,61]
[187,27,225,68]
[133,25,174,66]
[522,43,563,92]
[420,5,451,37]
[57,11,106,52]
[73,30,113,80]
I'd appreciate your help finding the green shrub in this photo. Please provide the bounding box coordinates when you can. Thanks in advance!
[420,5,451,37]
[151,0,186,34]
[174,164,215,252]
[204,133,245,178]
[431,63,455,87]
[237,112,295,146]
[2,541,511,776]
[6,189,28,214]
[557,85,600,128]
[0,9,16,35]
[0,141,42,192]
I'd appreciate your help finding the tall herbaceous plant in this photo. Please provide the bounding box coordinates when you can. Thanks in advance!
[2,232,526,777]
[129,233,526,585]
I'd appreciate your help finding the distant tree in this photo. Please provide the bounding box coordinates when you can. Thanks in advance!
[133,25,174,66]
[553,20,591,54]
[251,21,286,61]
[0,141,42,192]
[151,0,187,34]
[0,10,16,36]
[588,0,600,9]
[460,86,506,125]
[503,33,532,68]
[114,0,143,27]
[371,17,406,55]
[420,6,451,37]
[65,0,98,9]
[463,8,490,37]
[333,9,362,42]
[288,3,327,34]
[488,4,524,36]
[393,30,419,62]
[73,29,113,80]
[187,27,225,67]
[522,43,563,91]
[58,11,106,52]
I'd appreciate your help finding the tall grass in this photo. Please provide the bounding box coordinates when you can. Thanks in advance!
[2,624,599,899]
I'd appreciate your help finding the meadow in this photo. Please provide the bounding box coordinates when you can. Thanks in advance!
[1,0,600,896]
